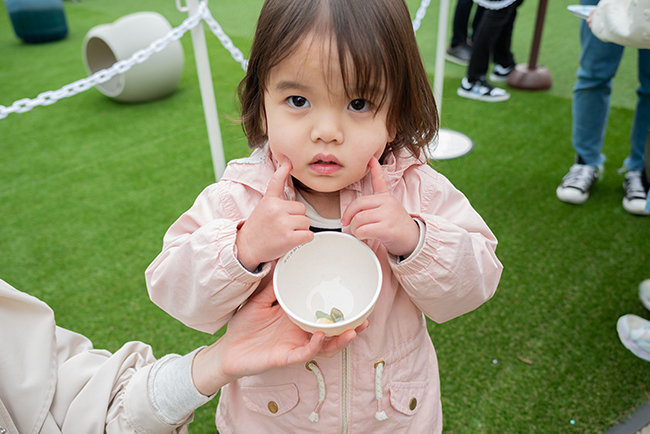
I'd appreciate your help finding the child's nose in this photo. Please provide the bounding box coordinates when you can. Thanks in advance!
[310,112,344,144]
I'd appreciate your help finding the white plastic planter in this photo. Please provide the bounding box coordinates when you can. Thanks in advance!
[82,12,184,103]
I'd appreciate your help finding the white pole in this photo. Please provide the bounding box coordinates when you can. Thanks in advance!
[433,0,450,114]
[186,0,226,180]
[426,0,475,161]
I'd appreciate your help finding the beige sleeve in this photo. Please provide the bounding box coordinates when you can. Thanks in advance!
[591,0,650,48]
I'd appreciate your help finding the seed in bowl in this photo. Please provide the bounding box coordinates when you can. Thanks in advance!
[315,307,345,324]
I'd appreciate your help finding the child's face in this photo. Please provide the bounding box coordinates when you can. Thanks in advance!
[263,34,394,194]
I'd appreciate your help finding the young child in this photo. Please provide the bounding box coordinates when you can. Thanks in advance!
[146,0,503,432]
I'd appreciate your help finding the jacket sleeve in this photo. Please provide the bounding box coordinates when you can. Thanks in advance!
[145,182,272,334]
[591,0,650,49]
[53,327,189,434]
[388,166,503,323]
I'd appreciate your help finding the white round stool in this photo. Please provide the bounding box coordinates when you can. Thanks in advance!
[82,12,184,103]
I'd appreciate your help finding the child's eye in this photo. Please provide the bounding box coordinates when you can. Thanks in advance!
[288,96,309,108]
[349,99,370,112]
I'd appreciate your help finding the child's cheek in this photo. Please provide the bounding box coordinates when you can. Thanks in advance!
[268,146,287,169]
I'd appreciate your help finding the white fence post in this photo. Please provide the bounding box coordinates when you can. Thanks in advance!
[185,0,226,180]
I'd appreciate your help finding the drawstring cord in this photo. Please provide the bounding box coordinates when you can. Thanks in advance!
[305,359,388,422]
[374,361,388,421]
[306,361,326,422]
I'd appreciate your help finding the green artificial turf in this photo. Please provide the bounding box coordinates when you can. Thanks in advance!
[0,0,648,432]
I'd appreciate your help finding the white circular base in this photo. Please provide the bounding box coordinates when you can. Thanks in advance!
[426,129,474,160]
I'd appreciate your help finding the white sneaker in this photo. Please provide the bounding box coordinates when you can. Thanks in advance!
[457,77,510,102]
[622,170,650,215]
[489,64,514,82]
[617,314,650,362]
[640,279,650,311]
[556,163,603,204]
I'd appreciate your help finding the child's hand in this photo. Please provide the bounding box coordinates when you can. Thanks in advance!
[236,159,313,271]
[341,157,419,258]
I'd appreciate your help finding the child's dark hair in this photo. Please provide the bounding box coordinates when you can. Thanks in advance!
[238,0,439,161]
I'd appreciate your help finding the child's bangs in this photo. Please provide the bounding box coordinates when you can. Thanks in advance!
[329,2,393,109]
[262,1,391,108]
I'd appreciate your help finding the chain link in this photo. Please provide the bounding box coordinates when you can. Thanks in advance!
[200,2,248,71]
[412,0,431,33]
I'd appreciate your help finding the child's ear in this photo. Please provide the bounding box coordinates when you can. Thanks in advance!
[261,106,267,135]
[388,126,397,143]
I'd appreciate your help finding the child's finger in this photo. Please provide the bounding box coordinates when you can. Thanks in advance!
[368,157,388,195]
[265,158,293,198]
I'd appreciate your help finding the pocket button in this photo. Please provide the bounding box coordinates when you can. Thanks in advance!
[409,397,417,411]
[268,401,279,414]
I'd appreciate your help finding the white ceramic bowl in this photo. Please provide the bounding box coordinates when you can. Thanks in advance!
[274,232,382,337]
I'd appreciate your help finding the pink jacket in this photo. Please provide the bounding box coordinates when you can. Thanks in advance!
[146,146,502,434]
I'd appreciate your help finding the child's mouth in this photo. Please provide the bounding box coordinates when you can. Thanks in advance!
[309,155,342,175]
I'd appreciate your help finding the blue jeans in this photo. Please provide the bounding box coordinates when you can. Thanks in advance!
[572,0,650,171]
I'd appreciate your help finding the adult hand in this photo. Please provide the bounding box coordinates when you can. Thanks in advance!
[191,281,366,396]
[317,319,369,358]
[587,10,595,28]
[341,157,419,257]
[236,159,314,271]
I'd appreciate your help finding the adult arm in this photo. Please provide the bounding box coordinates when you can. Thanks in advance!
[54,282,357,433]
[590,0,650,49]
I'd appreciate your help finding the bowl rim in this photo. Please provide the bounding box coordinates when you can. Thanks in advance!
[273,232,383,330]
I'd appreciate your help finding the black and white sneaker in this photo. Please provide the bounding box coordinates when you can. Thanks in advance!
[489,64,514,82]
[556,159,603,204]
[457,77,510,102]
[622,170,650,215]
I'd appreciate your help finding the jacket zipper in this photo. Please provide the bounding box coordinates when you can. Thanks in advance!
[341,191,359,434]
[341,347,350,434]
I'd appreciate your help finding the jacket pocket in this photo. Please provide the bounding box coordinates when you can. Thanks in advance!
[388,380,430,416]
[241,383,299,417]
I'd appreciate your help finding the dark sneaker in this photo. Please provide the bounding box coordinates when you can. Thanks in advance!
[445,44,471,66]
[556,162,603,204]
[622,170,650,215]
[489,64,514,82]
[456,77,510,102]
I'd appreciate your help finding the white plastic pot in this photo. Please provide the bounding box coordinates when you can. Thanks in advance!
[82,11,184,103]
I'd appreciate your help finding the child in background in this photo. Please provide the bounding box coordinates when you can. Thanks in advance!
[146,0,503,432]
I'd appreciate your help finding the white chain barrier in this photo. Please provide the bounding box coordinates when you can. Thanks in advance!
[412,0,432,33]
[1,0,430,119]
[202,6,248,71]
